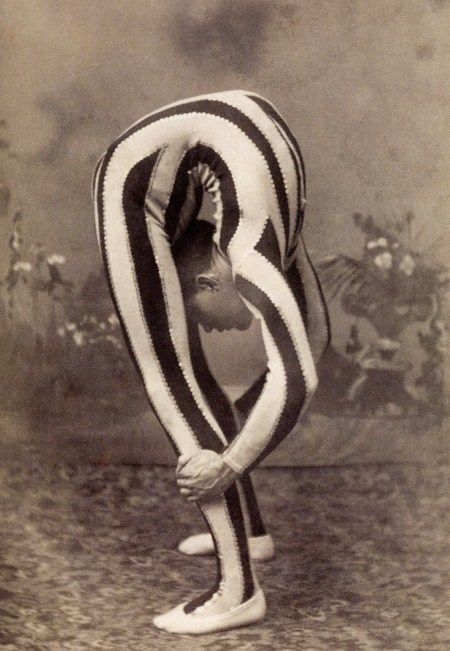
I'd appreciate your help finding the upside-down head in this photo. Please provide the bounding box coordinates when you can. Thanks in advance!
[172,220,252,332]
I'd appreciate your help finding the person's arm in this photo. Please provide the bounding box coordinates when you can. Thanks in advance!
[177,225,319,499]
[221,245,318,475]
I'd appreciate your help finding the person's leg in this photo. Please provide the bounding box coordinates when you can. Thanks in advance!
[152,477,266,633]
[95,152,265,633]
[152,325,266,632]
[176,321,274,561]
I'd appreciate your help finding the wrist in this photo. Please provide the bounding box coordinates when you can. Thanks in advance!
[221,453,242,477]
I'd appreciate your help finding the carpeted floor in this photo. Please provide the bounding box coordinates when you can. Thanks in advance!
[0,444,449,649]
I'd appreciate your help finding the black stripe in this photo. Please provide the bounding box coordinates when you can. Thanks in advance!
[95,149,180,456]
[104,98,290,250]
[234,274,307,471]
[234,370,268,418]
[239,474,267,537]
[301,241,332,351]
[184,485,254,612]
[254,217,283,270]
[246,93,306,196]
[184,506,223,614]
[224,484,255,601]
[254,219,308,328]
[183,585,219,615]
[271,118,304,251]
[187,320,237,442]
[164,150,203,243]
[246,93,306,249]
[121,155,224,453]
[286,258,309,331]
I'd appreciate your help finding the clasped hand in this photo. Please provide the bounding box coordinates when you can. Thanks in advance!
[176,450,238,502]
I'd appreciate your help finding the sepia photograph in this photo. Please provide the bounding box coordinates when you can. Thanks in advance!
[0,1,449,648]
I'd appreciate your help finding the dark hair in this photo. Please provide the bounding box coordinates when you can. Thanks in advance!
[172,219,215,293]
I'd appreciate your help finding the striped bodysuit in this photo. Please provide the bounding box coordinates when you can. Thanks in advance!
[93,90,330,613]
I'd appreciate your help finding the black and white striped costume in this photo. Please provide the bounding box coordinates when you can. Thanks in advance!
[93,90,330,613]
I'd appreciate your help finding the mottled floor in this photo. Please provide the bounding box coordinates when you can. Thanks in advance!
[0,445,449,650]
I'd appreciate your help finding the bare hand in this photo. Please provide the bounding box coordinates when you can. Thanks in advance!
[176,450,238,502]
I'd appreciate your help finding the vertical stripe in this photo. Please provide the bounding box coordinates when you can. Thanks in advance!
[224,92,299,250]
[122,156,225,451]
[233,275,308,470]
[184,505,223,614]
[240,251,317,394]
[146,151,230,443]
[238,475,267,538]
[245,93,306,252]
[221,300,288,473]
[223,485,255,601]
[245,92,306,197]
[187,321,238,441]
[95,148,181,447]
[183,495,247,612]
[187,320,267,538]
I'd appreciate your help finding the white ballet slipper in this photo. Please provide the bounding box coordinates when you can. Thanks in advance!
[153,588,266,634]
[177,532,275,561]
[250,534,276,561]
[177,532,216,556]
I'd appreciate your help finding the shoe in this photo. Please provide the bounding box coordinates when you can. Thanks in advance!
[177,532,275,561]
[153,588,266,634]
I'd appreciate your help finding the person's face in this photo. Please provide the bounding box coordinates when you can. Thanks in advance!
[187,247,253,332]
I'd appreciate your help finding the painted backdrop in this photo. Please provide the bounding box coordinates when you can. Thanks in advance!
[0,0,448,465]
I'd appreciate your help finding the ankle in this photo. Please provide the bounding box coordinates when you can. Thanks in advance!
[190,580,258,617]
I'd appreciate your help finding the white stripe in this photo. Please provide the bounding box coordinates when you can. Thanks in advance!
[106,90,289,261]
[99,155,200,456]
[246,91,306,202]
[238,250,318,398]
[110,89,258,152]
[223,92,298,250]
[145,148,227,444]
[105,109,283,269]
[222,301,287,473]
[202,497,245,602]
